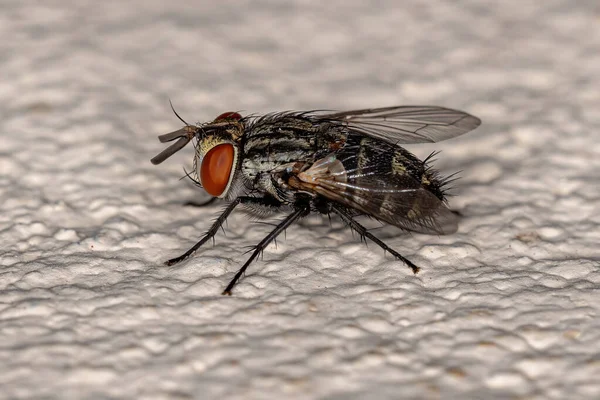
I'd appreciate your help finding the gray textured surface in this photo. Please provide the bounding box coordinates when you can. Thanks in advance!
[1,0,600,399]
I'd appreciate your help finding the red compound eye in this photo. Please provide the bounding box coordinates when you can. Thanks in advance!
[215,111,242,121]
[200,144,235,197]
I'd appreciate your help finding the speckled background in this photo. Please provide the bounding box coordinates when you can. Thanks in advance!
[2,0,599,399]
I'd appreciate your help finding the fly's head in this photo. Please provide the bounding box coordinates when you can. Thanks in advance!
[151,111,245,199]
[193,112,244,198]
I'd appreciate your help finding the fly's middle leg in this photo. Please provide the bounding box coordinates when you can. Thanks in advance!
[331,204,420,274]
[222,206,309,295]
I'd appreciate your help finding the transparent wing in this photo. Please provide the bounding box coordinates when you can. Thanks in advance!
[319,106,481,144]
[291,154,459,235]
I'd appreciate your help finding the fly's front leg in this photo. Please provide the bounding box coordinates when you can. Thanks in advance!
[165,196,264,266]
[183,197,218,208]
[331,205,420,274]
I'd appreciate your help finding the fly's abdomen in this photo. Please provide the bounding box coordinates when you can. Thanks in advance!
[337,133,426,189]
[334,133,448,225]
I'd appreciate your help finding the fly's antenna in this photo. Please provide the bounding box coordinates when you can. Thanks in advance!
[169,99,190,126]
[150,101,197,165]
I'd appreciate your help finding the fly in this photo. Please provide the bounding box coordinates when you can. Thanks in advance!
[151,105,481,295]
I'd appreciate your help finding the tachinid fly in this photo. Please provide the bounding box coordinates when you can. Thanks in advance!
[151,105,481,295]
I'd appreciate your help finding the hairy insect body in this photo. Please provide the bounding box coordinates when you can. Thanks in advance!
[353,136,444,220]
[241,116,343,207]
[238,115,447,229]
[151,105,481,294]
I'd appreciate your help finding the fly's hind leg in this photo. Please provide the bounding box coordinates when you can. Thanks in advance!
[331,205,420,274]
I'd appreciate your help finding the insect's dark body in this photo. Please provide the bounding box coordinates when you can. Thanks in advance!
[241,115,348,213]
[151,105,481,294]
[240,113,445,228]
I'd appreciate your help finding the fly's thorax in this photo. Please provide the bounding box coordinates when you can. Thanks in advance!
[240,118,345,183]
